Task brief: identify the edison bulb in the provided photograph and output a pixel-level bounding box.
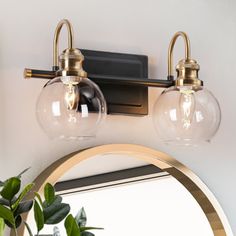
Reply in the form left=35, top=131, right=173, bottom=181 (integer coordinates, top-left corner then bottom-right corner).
left=36, top=76, right=107, bottom=140
left=179, top=88, right=196, bottom=129
left=153, top=86, right=221, bottom=145
left=64, top=83, right=79, bottom=110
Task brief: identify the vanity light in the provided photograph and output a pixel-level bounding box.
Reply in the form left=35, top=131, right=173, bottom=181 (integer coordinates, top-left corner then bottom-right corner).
left=25, top=19, right=107, bottom=140
left=153, top=32, right=221, bottom=145
left=24, top=19, right=221, bottom=145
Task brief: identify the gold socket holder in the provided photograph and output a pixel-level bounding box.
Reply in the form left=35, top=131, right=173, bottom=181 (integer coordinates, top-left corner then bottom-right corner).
left=56, top=48, right=87, bottom=78
left=168, top=31, right=203, bottom=87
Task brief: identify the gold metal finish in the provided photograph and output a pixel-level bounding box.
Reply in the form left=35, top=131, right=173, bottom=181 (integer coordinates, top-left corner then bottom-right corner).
left=56, top=48, right=87, bottom=78
left=15, top=144, right=233, bottom=236
left=53, top=19, right=87, bottom=78
left=168, top=31, right=191, bottom=76
left=24, top=68, right=56, bottom=79
left=168, top=31, right=203, bottom=87
left=24, top=68, right=32, bottom=79
left=175, top=59, right=203, bottom=87
left=24, top=19, right=87, bottom=80
left=53, top=19, right=73, bottom=68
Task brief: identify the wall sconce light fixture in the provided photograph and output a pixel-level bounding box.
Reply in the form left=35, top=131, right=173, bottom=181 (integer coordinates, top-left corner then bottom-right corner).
left=25, top=19, right=107, bottom=140
left=25, top=19, right=221, bottom=145
left=153, top=32, right=221, bottom=145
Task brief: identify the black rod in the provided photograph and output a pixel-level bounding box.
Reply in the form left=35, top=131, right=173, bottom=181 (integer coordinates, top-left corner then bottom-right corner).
left=89, top=74, right=174, bottom=88
left=25, top=69, right=174, bottom=88
left=24, top=69, right=56, bottom=79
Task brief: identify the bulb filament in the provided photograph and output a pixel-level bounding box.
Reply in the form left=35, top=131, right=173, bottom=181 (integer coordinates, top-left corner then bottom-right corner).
left=179, top=89, right=195, bottom=129
left=64, top=84, right=79, bottom=110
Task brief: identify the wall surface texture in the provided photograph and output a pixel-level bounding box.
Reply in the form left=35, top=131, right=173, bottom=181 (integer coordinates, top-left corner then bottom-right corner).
left=0, top=0, right=235, bottom=234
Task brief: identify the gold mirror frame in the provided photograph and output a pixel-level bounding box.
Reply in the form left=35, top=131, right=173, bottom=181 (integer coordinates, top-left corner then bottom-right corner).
left=17, top=144, right=233, bottom=236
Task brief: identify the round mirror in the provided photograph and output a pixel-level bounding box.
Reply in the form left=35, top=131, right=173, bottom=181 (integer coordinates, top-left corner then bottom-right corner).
left=19, top=144, right=233, bottom=236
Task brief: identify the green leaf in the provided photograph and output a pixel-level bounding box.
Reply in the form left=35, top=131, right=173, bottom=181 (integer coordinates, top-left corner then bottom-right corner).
left=12, top=183, right=34, bottom=211
left=43, top=195, right=62, bottom=208
left=17, top=167, right=31, bottom=178
left=75, top=207, right=87, bottom=227
left=0, top=177, right=21, bottom=201
left=0, top=197, right=17, bottom=207
left=24, top=221, right=33, bottom=236
left=44, top=202, right=70, bottom=224
left=80, top=227, right=104, bottom=232
left=14, top=200, right=33, bottom=216
left=4, top=219, right=13, bottom=228
left=15, top=215, right=22, bottom=228
left=0, top=198, right=10, bottom=207
left=34, top=192, right=43, bottom=207
left=65, top=214, right=80, bottom=236
left=44, top=183, right=55, bottom=206
left=81, top=232, right=95, bottom=236
left=0, top=218, right=5, bottom=236
left=0, top=181, right=4, bottom=187
left=34, top=200, right=44, bottom=233
left=0, top=205, right=15, bottom=227
left=5, top=214, right=22, bottom=229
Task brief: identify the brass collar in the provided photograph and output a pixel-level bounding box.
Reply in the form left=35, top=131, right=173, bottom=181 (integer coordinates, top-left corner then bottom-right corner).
left=168, top=31, right=203, bottom=87
left=175, top=59, right=203, bottom=87
left=56, top=48, right=87, bottom=78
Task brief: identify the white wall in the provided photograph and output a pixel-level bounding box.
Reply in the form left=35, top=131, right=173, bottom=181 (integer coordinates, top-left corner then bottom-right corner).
left=0, top=0, right=236, bottom=234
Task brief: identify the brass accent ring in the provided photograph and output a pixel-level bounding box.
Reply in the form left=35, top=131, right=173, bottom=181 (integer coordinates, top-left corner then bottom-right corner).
left=24, top=68, right=32, bottom=79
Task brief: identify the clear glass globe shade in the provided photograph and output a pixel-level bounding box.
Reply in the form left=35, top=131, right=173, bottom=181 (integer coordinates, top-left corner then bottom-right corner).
left=153, top=86, right=221, bottom=146
left=36, top=76, right=107, bottom=140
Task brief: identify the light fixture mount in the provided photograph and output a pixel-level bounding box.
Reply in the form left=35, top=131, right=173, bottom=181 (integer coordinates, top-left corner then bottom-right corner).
left=168, top=31, right=203, bottom=87
left=53, top=19, right=87, bottom=78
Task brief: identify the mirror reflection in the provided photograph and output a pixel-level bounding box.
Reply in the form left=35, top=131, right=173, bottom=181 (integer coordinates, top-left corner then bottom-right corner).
left=30, top=154, right=214, bottom=236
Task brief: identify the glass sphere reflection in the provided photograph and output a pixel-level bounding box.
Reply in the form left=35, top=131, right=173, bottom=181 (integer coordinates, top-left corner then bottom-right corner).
left=153, top=86, right=221, bottom=145
left=36, top=76, right=107, bottom=140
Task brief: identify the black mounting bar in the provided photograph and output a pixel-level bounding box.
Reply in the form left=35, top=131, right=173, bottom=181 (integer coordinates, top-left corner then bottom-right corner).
left=90, top=74, right=173, bottom=88
left=26, top=69, right=173, bottom=88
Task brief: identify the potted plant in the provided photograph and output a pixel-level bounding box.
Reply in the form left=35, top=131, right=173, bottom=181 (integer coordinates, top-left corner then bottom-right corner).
left=0, top=169, right=102, bottom=236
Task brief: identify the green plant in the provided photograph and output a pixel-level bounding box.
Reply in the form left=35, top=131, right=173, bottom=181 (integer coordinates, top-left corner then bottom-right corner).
left=64, top=207, right=103, bottom=236
left=0, top=170, right=103, bottom=236
left=0, top=168, right=34, bottom=235
left=25, top=183, right=70, bottom=236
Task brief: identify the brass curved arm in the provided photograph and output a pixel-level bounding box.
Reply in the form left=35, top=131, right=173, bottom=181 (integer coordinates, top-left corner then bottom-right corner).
left=168, top=31, right=191, bottom=79
left=53, top=19, right=74, bottom=69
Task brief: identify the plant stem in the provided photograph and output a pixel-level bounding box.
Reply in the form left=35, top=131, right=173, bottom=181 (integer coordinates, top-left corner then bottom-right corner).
left=13, top=227, right=18, bottom=236
left=9, top=200, right=18, bottom=236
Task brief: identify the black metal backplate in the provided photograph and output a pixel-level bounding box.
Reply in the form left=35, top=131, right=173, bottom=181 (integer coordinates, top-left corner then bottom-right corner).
left=80, top=49, right=148, bottom=115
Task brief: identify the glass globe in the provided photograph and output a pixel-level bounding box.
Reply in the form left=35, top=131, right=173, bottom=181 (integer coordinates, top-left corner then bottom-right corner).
left=153, top=86, right=221, bottom=145
left=36, top=76, right=107, bottom=140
